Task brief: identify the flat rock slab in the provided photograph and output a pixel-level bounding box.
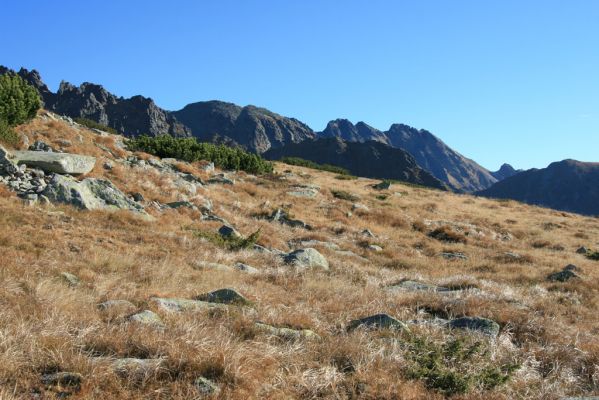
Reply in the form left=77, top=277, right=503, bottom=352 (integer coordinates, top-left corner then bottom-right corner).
left=347, top=313, right=408, bottom=331
left=387, top=280, right=450, bottom=292
left=151, top=297, right=227, bottom=312
left=13, top=150, right=95, bottom=175
left=255, top=322, right=320, bottom=340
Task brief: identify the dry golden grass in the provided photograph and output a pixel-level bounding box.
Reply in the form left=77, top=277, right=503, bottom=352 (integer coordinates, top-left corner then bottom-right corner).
left=0, top=114, right=598, bottom=398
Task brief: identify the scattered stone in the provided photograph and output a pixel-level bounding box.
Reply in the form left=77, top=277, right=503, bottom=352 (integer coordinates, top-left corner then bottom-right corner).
left=447, top=317, right=500, bottom=337
left=372, top=181, right=391, bottom=190
left=284, top=248, right=329, bottom=271
left=97, top=299, right=136, bottom=313
left=195, top=376, right=220, bottom=396
left=41, top=371, right=82, bottom=388
left=127, top=310, right=165, bottom=327
left=60, top=272, right=80, bottom=287
left=42, top=175, right=146, bottom=213
left=207, top=173, right=234, bottom=185
left=269, top=208, right=313, bottom=230
left=151, top=297, right=227, bottom=313
left=287, top=187, right=319, bottom=198
left=234, top=262, right=259, bottom=273
left=347, top=313, right=408, bottom=331
left=57, top=139, right=72, bottom=148
left=218, top=224, right=242, bottom=239
left=255, top=322, right=319, bottom=340
left=166, top=200, right=197, bottom=210
left=103, top=161, right=113, bottom=170
left=131, top=192, right=145, bottom=203
left=367, top=244, right=383, bottom=252
left=13, top=150, right=95, bottom=174
left=28, top=140, right=55, bottom=152
left=201, top=213, right=229, bottom=225
left=199, top=162, right=215, bottom=172
left=352, top=203, right=369, bottom=212
left=361, top=229, right=375, bottom=238
left=387, top=280, right=449, bottom=292
left=576, top=246, right=589, bottom=254
left=564, top=264, right=579, bottom=272
left=441, top=252, right=468, bottom=260
left=547, top=269, right=579, bottom=282
left=195, top=288, right=250, bottom=305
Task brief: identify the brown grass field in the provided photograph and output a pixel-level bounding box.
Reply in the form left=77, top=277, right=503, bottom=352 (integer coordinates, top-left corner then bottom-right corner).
left=0, top=113, right=598, bottom=399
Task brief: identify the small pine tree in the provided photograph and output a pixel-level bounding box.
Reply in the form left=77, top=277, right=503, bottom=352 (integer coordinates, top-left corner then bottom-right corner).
left=0, top=74, right=41, bottom=126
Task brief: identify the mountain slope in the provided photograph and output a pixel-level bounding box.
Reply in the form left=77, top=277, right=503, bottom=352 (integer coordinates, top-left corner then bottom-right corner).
left=172, top=101, right=316, bottom=154
left=263, top=137, right=447, bottom=190
left=478, top=159, right=599, bottom=216
left=316, top=119, right=497, bottom=192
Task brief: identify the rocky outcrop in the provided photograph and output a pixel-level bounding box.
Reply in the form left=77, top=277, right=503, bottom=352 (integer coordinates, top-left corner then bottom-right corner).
left=173, top=101, right=316, bottom=153
left=264, top=137, right=447, bottom=190
left=42, top=175, right=146, bottom=213
left=477, top=160, right=599, bottom=216
left=12, top=151, right=96, bottom=174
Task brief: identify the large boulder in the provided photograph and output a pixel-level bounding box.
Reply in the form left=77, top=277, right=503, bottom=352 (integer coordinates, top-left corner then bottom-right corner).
left=42, top=175, right=145, bottom=213
left=12, top=150, right=95, bottom=175
left=284, top=248, right=329, bottom=270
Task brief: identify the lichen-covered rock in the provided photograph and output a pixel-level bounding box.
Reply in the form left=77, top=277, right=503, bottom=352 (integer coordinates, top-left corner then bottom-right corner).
left=127, top=310, right=164, bottom=327
left=387, top=280, right=449, bottom=292
left=347, top=313, right=408, bottom=331
left=60, top=272, right=80, bottom=287
left=195, top=376, right=220, bottom=396
left=195, top=288, right=250, bottom=305
left=447, top=317, right=500, bottom=337
left=42, top=175, right=146, bottom=213
left=13, top=150, right=95, bottom=174
left=284, top=248, right=329, bottom=270
left=255, top=322, right=320, bottom=340
left=151, top=297, right=227, bottom=312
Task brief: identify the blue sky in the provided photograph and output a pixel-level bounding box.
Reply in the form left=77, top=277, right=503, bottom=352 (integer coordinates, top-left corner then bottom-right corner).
left=2, top=1, right=598, bottom=170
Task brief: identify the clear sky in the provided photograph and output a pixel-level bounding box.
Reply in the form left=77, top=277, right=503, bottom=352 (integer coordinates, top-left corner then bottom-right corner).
left=2, top=1, right=598, bottom=170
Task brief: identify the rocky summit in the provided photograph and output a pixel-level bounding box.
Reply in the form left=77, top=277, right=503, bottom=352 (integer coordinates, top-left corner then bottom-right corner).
left=0, top=106, right=598, bottom=400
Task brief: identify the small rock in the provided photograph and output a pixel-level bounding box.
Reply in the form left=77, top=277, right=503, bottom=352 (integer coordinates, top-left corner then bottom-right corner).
left=218, top=224, right=242, bottom=239
left=28, top=140, right=55, bottom=152
left=367, top=244, right=383, bottom=252
left=563, top=264, right=579, bottom=272
left=103, top=161, right=113, bottom=170
left=207, top=173, right=234, bottom=185
left=195, top=376, right=220, bottom=396
left=234, top=262, right=259, bottom=273
left=269, top=208, right=313, bottom=230
left=441, top=252, right=468, bottom=260
left=447, top=317, right=500, bottom=337
left=127, top=310, right=165, bottom=327
left=361, top=229, right=375, bottom=238
left=286, top=188, right=319, bottom=198
left=199, top=162, right=215, bottom=172
left=547, top=269, right=579, bottom=282
left=60, top=272, right=80, bottom=287
left=576, top=246, right=589, bottom=254
left=255, top=322, right=320, bottom=340
left=372, top=181, right=391, bottom=190
left=98, top=299, right=136, bottom=313
left=195, top=288, right=250, bottom=305
left=352, top=203, right=369, bottom=212
left=284, top=248, right=329, bottom=270
left=387, top=280, right=449, bottom=292
left=151, top=297, right=227, bottom=313
left=41, top=371, right=82, bottom=387
left=347, top=313, right=408, bottom=331
left=131, top=192, right=145, bottom=202
left=166, top=200, right=197, bottom=210
left=111, top=357, right=164, bottom=377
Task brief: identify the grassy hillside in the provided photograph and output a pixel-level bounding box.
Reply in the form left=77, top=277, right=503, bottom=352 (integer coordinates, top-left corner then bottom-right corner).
left=0, top=113, right=598, bottom=399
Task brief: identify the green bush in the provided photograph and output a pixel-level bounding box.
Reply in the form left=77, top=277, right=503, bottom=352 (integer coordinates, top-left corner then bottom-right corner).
left=74, top=118, right=118, bottom=135
left=404, top=335, right=518, bottom=396
left=279, top=157, right=351, bottom=175
left=0, top=120, right=19, bottom=147
left=0, top=74, right=41, bottom=126
left=127, top=135, right=273, bottom=175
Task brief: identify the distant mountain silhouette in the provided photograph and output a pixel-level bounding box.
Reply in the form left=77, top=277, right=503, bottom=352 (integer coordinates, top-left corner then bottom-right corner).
left=477, top=159, right=599, bottom=216
left=316, top=119, right=497, bottom=192
left=491, top=163, right=521, bottom=180
left=264, top=137, right=447, bottom=190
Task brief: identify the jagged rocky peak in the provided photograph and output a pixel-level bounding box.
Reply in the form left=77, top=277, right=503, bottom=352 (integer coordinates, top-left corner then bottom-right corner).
left=320, top=119, right=388, bottom=144
left=491, top=163, right=521, bottom=181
